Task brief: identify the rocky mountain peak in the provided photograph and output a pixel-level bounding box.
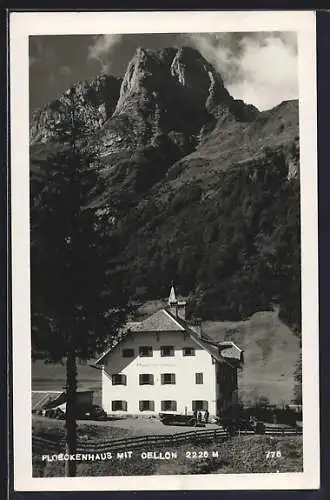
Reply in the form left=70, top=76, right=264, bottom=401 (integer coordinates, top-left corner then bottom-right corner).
left=114, top=46, right=227, bottom=116
left=30, top=45, right=259, bottom=156
left=30, top=74, right=122, bottom=144
left=170, top=46, right=222, bottom=91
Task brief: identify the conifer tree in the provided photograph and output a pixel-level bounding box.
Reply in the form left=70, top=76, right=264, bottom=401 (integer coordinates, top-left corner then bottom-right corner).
left=30, top=87, right=129, bottom=477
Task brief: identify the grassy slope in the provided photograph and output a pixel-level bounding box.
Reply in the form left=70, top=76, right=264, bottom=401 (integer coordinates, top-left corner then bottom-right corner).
left=136, top=303, right=300, bottom=405
left=203, top=311, right=300, bottom=405
left=165, top=100, right=298, bottom=188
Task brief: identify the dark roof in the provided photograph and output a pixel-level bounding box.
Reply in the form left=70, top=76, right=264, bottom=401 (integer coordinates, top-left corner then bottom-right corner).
left=95, top=309, right=184, bottom=364
left=165, top=310, right=243, bottom=368
left=95, top=307, right=243, bottom=368
left=129, top=309, right=185, bottom=333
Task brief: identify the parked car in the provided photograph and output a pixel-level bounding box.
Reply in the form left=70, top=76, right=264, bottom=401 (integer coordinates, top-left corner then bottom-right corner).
left=159, top=413, right=197, bottom=427
left=77, top=405, right=108, bottom=421
left=50, top=404, right=107, bottom=421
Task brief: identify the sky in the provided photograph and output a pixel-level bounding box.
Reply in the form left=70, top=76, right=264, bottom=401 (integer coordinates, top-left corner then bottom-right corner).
left=29, top=32, right=298, bottom=114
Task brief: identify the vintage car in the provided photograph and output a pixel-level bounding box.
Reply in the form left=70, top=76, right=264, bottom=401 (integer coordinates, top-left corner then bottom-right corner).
left=159, top=413, right=198, bottom=427
left=48, top=404, right=107, bottom=421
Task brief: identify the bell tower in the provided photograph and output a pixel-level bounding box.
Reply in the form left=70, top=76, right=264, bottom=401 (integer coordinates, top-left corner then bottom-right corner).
left=167, top=283, right=186, bottom=321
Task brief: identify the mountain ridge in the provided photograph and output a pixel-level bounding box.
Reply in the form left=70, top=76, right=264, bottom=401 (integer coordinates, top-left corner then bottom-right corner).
left=30, top=45, right=300, bottom=332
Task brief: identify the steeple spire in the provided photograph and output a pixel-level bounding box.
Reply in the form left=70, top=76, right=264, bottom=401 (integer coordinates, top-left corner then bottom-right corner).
left=168, top=283, right=177, bottom=305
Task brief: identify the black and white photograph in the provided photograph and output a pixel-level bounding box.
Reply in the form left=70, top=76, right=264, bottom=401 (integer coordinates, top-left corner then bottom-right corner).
left=10, top=10, right=319, bottom=491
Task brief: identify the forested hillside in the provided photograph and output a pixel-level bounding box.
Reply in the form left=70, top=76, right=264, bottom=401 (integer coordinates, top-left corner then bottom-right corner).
left=30, top=45, right=301, bottom=338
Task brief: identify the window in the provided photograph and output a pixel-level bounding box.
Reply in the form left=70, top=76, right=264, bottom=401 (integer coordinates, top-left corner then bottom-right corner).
left=139, top=400, right=155, bottom=411
left=139, top=346, right=153, bottom=357
left=160, top=345, right=174, bottom=357
left=122, top=348, right=134, bottom=358
left=183, top=347, right=195, bottom=356
left=195, top=372, right=203, bottom=384
left=192, top=400, right=208, bottom=411
left=112, top=374, right=127, bottom=385
left=112, top=400, right=127, bottom=411
left=139, top=374, right=154, bottom=385
left=216, top=372, right=221, bottom=384
left=161, top=373, right=176, bottom=385
left=161, top=400, right=177, bottom=411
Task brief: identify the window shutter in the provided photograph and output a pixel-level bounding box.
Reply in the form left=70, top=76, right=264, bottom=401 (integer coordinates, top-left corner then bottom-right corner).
left=112, top=400, right=127, bottom=411
left=161, top=374, right=164, bottom=384
left=150, top=400, right=155, bottom=411
left=112, top=374, right=126, bottom=385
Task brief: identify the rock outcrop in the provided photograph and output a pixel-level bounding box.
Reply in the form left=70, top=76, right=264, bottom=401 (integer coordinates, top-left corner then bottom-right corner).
left=30, top=74, right=122, bottom=144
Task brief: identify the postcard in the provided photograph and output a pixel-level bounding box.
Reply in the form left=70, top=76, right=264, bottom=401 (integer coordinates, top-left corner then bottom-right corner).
left=10, top=9, right=319, bottom=491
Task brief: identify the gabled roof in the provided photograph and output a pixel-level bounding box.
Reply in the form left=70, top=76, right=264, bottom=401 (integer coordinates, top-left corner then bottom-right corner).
left=95, top=307, right=243, bottom=369
left=218, top=341, right=243, bottom=362
left=95, top=308, right=184, bottom=365
left=190, top=335, right=224, bottom=363
left=129, top=309, right=185, bottom=333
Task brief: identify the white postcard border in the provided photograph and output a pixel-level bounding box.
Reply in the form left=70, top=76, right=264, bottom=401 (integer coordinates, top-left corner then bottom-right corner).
left=10, top=10, right=319, bottom=491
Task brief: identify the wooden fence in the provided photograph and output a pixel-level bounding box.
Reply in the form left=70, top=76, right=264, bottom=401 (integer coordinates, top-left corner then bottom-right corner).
left=32, top=425, right=302, bottom=455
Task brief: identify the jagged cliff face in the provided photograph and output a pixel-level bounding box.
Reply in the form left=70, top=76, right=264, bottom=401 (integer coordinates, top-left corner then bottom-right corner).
left=30, top=47, right=259, bottom=156
left=30, top=43, right=299, bottom=218
left=30, top=45, right=299, bottom=196
left=99, top=46, right=259, bottom=157
left=30, top=74, right=122, bottom=144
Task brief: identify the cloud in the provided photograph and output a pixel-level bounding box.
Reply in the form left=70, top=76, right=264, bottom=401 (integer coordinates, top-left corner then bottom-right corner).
left=30, top=37, right=58, bottom=73
left=87, top=34, right=123, bottom=73
left=183, top=32, right=298, bottom=110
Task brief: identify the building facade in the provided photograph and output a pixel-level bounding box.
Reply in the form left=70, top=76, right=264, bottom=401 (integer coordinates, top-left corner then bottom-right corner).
left=96, top=286, right=243, bottom=417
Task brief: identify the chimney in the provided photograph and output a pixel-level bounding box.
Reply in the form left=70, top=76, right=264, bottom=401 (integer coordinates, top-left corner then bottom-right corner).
left=190, top=317, right=202, bottom=338
left=177, top=300, right=186, bottom=321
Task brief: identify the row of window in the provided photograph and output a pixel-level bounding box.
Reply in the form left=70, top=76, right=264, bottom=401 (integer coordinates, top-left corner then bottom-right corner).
left=112, top=372, right=204, bottom=385
left=122, top=346, right=196, bottom=358
left=111, top=400, right=209, bottom=411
